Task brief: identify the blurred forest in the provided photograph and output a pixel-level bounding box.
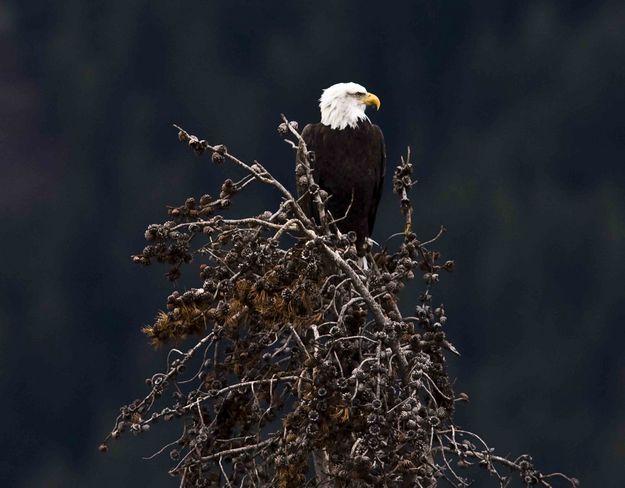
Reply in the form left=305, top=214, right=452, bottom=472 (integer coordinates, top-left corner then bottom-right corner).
left=1, top=1, right=624, bottom=486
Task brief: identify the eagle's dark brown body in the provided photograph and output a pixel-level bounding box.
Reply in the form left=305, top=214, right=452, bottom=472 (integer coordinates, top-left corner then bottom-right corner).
left=297, top=121, right=386, bottom=255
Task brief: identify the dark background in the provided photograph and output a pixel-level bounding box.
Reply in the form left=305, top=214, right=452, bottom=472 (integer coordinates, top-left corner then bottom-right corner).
left=2, top=1, right=623, bottom=486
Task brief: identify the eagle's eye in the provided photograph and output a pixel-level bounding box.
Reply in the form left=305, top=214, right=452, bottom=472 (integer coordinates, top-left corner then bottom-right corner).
left=352, top=91, right=366, bottom=97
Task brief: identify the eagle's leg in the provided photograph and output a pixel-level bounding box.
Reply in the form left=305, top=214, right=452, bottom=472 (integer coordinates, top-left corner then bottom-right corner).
left=366, top=237, right=380, bottom=252
left=358, top=255, right=369, bottom=272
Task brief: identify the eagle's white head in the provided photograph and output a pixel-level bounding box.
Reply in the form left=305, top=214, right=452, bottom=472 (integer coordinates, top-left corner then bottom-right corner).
left=319, top=82, right=381, bottom=130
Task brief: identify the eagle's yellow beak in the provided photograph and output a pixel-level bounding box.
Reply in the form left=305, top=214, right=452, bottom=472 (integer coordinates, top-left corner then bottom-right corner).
left=361, top=92, right=381, bottom=110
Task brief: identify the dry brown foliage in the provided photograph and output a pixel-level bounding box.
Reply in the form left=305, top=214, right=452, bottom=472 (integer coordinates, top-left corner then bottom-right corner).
left=103, top=117, right=578, bottom=488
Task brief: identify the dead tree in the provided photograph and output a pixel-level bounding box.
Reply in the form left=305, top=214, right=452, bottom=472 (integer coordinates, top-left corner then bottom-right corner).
left=102, top=116, right=578, bottom=488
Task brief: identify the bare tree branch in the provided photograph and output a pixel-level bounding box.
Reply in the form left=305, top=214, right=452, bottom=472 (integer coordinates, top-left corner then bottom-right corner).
left=103, top=118, right=577, bottom=488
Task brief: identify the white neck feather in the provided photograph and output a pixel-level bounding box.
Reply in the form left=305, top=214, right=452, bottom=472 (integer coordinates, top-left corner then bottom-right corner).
left=320, top=98, right=370, bottom=130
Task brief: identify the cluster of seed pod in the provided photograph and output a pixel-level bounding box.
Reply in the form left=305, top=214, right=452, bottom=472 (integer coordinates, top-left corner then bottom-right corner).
left=103, top=125, right=577, bottom=488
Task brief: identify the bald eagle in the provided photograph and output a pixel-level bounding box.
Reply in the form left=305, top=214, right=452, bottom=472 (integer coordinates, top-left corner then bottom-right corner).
left=297, top=82, right=386, bottom=258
